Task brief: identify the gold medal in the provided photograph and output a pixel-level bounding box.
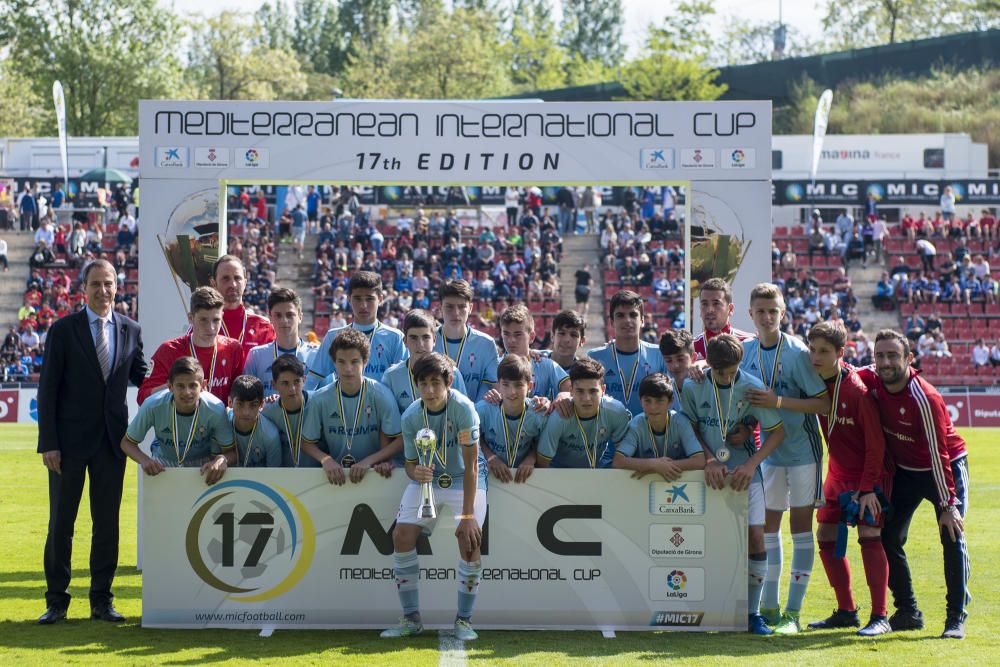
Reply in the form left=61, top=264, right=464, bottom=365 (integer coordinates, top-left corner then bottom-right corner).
left=437, top=473, right=453, bottom=489
left=611, top=343, right=640, bottom=405
left=171, top=397, right=201, bottom=466
left=711, top=370, right=736, bottom=463
left=502, top=402, right=527, bottom=468
left=336, top=378, right=367, bottom=464
left=341, top=454, right=356, bottom=467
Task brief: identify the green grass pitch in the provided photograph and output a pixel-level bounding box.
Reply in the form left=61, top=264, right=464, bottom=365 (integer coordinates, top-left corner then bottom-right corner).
left=2, top=423, right=997, bottom=665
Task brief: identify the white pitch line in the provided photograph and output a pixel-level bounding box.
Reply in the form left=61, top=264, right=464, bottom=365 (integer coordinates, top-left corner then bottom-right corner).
left=438, top=631, right=468, bottom=667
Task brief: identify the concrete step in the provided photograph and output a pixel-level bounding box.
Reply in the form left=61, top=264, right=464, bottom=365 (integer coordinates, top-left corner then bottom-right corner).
left=557, top=233, right=606, bottom=345
left=846, top=259, right=899, bottom=337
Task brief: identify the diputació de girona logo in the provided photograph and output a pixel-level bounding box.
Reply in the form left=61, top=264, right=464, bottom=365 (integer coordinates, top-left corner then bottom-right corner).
left=185, top=480, right=315, bottom=602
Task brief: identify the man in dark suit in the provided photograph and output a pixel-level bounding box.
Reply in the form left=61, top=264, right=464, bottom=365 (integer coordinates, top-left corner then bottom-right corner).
left=37, top=259, right=147, bottom=624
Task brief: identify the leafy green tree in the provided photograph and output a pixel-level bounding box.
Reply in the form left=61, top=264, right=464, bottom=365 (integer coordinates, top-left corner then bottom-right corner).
left=648, top=0, right=716, bottom=60
left=821, top=0, right=1000, bottom=48
left=0, top=60, right=49, bottom=136
left=619, top=27, right=727, bottom=101
left=1, top=0, right=184, bottom=135
left=292, top=0, right=340, bottom=74
left=717, top=18, right=820, bottom=65
left=255, top=1, right=294, bottom=50
left=509, top=0, right=569, bottom=90
left=559, top=0, right=625, bottom=67
left=187, top=11, right=308, bottom=100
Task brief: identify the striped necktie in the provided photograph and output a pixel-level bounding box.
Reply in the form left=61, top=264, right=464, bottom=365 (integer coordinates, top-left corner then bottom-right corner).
left=95, top=317, right=111, bottom=380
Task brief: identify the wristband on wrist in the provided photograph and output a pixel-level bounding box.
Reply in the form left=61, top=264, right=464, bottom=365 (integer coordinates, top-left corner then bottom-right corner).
left=320, top=455, right=332, bottom=464
left=775, top=396, right=783, bottom=409
left=487, top=455, right=497, bottom=463
left=456, top=514, right=475, bottom=520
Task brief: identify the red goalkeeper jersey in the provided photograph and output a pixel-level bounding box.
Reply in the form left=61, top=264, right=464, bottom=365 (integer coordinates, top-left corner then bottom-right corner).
left=221, top=305, right=274, bottom=360
left=820, top=363, right=891, bottom=491
left=857, top=366, right=967, bottom=507
left=138, top=334, right=244, bottom=406
left=692, top=323, right=753, bottom=361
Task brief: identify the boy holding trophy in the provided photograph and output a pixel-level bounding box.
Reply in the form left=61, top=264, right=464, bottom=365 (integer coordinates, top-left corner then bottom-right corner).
left=383, top=353, right=485, bottom=641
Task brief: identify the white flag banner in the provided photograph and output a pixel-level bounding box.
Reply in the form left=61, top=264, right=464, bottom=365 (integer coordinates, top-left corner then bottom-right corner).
left=810, top=89, right=834, bottom=182
left=52, top=81, right=69, bottom=189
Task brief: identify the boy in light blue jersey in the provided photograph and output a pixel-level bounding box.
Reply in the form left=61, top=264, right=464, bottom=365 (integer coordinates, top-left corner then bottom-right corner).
left=613, top=373, right=705, bottom=479
left=301, top=329, right=402, bottom=485
left=659, top=328, right=697, bottom=414
left=497, top=304, right=570, bottom=401
left=681, top=334, right=786, bottom=635
left=260, top=354, right=316, bottom=467
left=433, top=279, right=498, bottom=401
left=740, top=283, right=830, bottom=633
left=228, top=375, right=282, bottom=467
left=120, top=357, right=235, bottom=485
left=382, top=353, right=485, bottom=641
left=536, top=358, right=631, bottom=469
left=477, top=355, right=547, bottom=483
left=307, top=271, right=406, bottom=387
left=587, top=290, right=669, bottom=416
left=542, top=309, right=588, bottom=372
left=242, top=288, right=317, bottom=397
left=383, top=309, right=468, bottom=414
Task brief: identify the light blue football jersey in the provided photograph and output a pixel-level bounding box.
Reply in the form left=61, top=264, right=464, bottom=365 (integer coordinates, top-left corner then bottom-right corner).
left=260, top=391, right=317, bottom=467
left=680, top=369, right=783, bottom=481
left=537, top=395, right=631, bottom=469
left=126, top=389, right=233, bottom=467
left=402, top=388, right=484, bottom=490
left=476, top=398, right=547, bottom=468
left=228, top=410, right=282, bottom=467
left=434, top=325, right=499, bottom=402
left=587, top=340, right=669, bottom=415
left=500, top=354, right=569, bottom=401
left=741, top=333, right=827, bottom=467
left=301, top=378, right=402, bottom=464
left=383, top=358, right=470, bottom=413
left=242, top=339, right=317, bottom=397
left=616, top=410, right=703, bottom=461
left=307, top=321, right=407, bottom=388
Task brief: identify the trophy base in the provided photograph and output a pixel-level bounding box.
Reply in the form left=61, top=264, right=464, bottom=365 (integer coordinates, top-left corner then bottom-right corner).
left=417, top=504, right=437, bottom=520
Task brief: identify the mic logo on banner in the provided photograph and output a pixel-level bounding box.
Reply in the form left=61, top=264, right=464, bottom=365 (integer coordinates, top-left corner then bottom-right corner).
left=649, top=567, right=706, bottom=601
left=648, top=481, right=706, bottom=515
left=185, top=480, right=315, bottom=602
left=640, top=149, right=675, bottom=169
left=651, top=610, right=705, bottom=627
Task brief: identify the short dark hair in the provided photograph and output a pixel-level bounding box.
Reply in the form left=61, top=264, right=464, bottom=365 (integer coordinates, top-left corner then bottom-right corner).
left=168, top=356, right=203, bottom=383
left=230, top=375, right=264, bottom=403
left=659, top=329, right=694, bottom=357
left=638, top=372, right=674, bottom=402
left=411, top=352, right=454, bottom=385
left=706, top=333, right=744, bottom=369
left=190, top=286, right=224, bottom=313
left=440, top=279, right=474, bottom=302
left=497, top=354, right=532, bottom=384
left=211, top=254, right=244, bottom=280
left=499, top=303, right=533, bottom=330
left=568, top=357, right=605, bottom=384
left=551, top=309, right=585, bottom=337
left=347, top=271, right=382, bottom=294
left=402, top=309, right=437, bottom=333
left=329, top=328, right=370, bottom=363
left=271, top=354, right=306, bottom=381
left=700, top=277, right=733, bottom=304
left=875, top=328, right=911, bottom=357
left=267, top=287, right=301, bottom=312
left=609, top=290, right=644, bottom=318
left=82, top=259, right=116, bottom=284
left=808, top=321, right=847, bottom=350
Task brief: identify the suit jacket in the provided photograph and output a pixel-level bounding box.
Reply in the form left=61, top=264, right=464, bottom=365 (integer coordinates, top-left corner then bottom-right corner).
left=37, top=309, right=148, bottom=459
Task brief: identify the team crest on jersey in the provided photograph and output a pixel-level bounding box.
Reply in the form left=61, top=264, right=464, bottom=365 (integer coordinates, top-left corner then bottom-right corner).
left=376, top=343, right=384, bottom=355
left=598, top=426, right=607, bottom=438
left=736, top=400, right=745, bottom=411
left=469, top=353, right=476, bottom=365
left=900, top=407, right=906, bottom=415
left=777, top=363, right=783, bottom=375
left=221, top=359, right=227, bottom=366
left=249, top=329, right=256, bottom=336
left=365, top=405, right=373, bottom=417
left=198, top=426, right=208, bottom=438
left=144, top=360, right=154, bottom=378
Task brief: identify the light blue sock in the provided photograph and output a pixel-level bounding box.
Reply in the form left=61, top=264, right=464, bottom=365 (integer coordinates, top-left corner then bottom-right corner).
left=749, top=555, right=767, bottom=615
left=762, top=531, right=782, bottom=610
left=393, top=549, right=420, bottom=617
left=785, top=531, right=815, bottom=613
left=457, top=559, right=482, bottom=621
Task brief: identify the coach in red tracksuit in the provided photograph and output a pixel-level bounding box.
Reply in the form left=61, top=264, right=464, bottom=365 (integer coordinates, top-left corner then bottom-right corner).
left=858, top=330, right=970, bottom=640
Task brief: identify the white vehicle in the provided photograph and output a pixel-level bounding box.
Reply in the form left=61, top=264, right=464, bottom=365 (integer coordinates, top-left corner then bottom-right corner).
left=0, top=136, right=139, bottom=179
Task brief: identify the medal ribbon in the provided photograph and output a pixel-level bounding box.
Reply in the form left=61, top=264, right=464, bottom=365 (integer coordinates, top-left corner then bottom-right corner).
left=220, top=307, right=248, bottom=344
left=273, top=339, right=302, bottom=360
left=421, top=400, right=449, bottom=468
left=756, top=333, right=784, bottom=391
left=337, top=379, right=368, bottom=454
left=355, top=320, right=381, bottom=341
left=236, top=417, right=258, bottom=466
left=646, top=414, right=670, bottom=458
left=574, top=402, right=602, bottom=469
left=825, top=367, right=844, bottom=440
left=502, top=402, right=527, bottom=468
left=443, top=325, right=469, bottom=367
left=170, top=397, right=201, bottom=465
left=281, top=402, right=303, bottom=466
left=711, top=371, right=736, bottom=446
left=189, top=336, right=218, bottom=392
left=611, top=343, right=640, bottom=404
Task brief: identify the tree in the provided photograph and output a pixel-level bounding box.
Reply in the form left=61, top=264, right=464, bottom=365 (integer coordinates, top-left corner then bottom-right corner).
left=648, top=0, right=716, bottom=61
left=1, top=0, right=184, bottom=136
left=0, top=61, right=49, bottom=137
left=255, top=1, right=294, bottom=51
left=187, top=11, right=308, bottom=100
left=509, top=0, right=569, bottom=90
left=559, top=0, right=625, bottom=68
left=291, top=0, right=341, bottom=75
left=717, top=18, right=820, bottom=65
left=619, top=27, right=727, bottom=101
left=821, top=0, right=1000, bottom=49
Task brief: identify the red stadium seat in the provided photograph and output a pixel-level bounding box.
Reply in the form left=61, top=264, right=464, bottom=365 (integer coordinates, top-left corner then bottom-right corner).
left=774, top=226, right=788, bottom=237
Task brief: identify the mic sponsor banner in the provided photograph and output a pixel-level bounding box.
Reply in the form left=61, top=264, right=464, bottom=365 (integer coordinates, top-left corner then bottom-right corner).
left=776, top=179, right=1000, bottom=207
left=141, top=469, right=748, bottom=631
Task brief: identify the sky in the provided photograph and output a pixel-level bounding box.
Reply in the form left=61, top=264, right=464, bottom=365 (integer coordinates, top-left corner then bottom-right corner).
left=163, top=0, right=826, bottom=56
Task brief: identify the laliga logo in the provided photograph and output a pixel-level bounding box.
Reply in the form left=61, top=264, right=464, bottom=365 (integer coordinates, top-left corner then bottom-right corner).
left=244, top=149, right=260, bottom=165
left=730, top=149, right=745, bottom=164
left=785, top=184, right=804, bottom=203
left=186, top=480, right=315, bottom=602
left=667, top=569, right=687, bottom=591
left=867, top=184, right=885, bottom=202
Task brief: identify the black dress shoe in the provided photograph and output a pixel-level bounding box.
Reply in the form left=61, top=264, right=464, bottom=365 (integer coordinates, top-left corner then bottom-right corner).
left=808, top=608, right=860, bottom=629
left=888, top=608, right=924, bottom=631
left=38, top=606, right=67, bottom=625
left=91, top=604, right=125, bottom=622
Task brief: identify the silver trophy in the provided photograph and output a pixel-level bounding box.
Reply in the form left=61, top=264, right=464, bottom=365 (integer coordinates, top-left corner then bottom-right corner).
left=414, top=427, right=438, bottom=520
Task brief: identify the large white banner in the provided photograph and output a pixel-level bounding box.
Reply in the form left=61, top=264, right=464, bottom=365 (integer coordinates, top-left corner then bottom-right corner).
left=138, top=99, right=772, bottom=347
left=142, top=469, right=747, bottom=631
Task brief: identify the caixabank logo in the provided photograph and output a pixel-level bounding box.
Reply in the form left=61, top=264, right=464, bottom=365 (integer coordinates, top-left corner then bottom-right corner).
left=186, top=480, right=315, bottom=602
